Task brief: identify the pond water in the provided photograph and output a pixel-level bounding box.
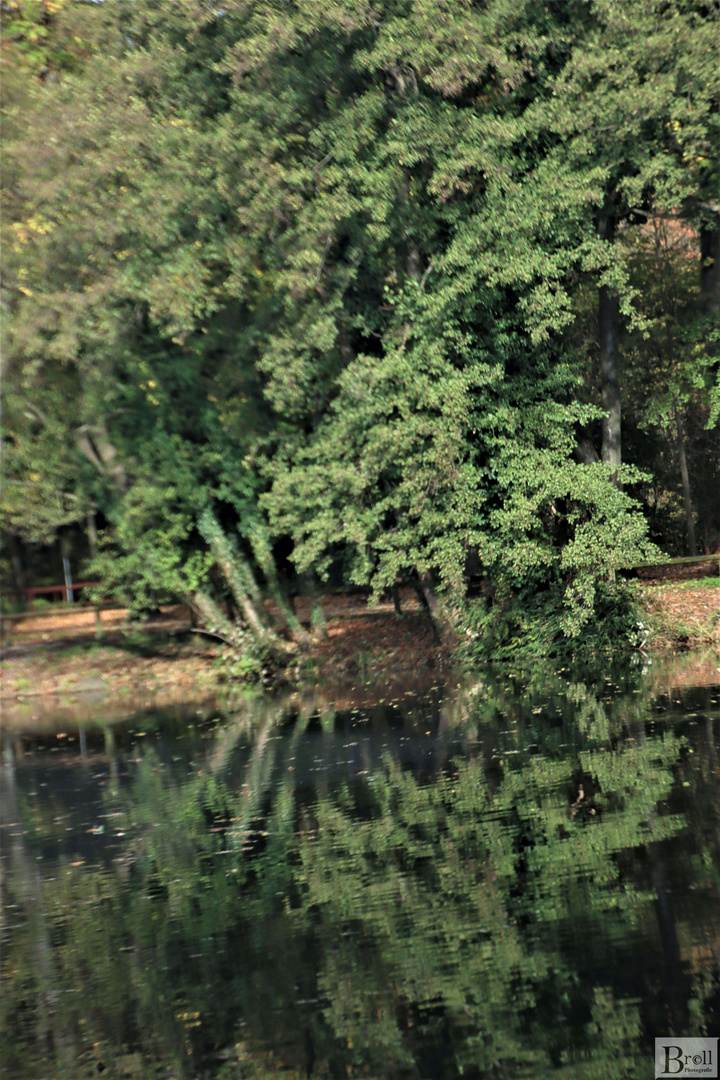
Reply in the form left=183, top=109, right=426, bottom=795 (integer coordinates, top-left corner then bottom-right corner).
left=1, top=658, right=719, bottom=1079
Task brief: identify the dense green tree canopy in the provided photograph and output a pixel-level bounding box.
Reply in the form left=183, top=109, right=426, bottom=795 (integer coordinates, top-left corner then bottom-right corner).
left=2, top=0, right=718, bottom=655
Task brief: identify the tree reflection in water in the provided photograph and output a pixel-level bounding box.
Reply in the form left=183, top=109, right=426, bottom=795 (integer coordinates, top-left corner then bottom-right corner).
left=1, top=662, right=719, bottom=1078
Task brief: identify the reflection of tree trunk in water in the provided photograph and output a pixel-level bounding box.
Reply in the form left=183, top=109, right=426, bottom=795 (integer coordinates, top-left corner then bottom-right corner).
left=433, top=700, right=457, bottom=777
left=232, top=711, right=284, bottom=842
left=207, top=708, right=260, bottom=774
left=703, top=690, right=719, bottom=765
left=104, top=726, right=119, bottom=796
left=1, top=744, right=75, bottom=1070
left=646, top=823, right=688, bottom=1032
left=438, top=699, right=453, bottom=739
left=318, top=708, right=336, bottom=801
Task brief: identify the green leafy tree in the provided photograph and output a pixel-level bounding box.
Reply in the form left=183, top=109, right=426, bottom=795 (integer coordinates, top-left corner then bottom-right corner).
left=3, top=0, right=717, bottom=656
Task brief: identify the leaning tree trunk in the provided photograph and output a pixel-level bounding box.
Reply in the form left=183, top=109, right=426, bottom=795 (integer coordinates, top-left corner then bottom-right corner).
left=77, top=421, right=127, bottom=492
left=247, top=524, right=313, bottom=647
left=189, top=590, right=244, bottom=648
left=198, top=509, right=294, bottom=655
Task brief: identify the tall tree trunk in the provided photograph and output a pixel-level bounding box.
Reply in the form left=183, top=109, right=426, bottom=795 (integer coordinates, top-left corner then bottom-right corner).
left=415, top=570, right=441, bottom=643
left=652, top=215, right=697, bottom=555
left=300, top=571, right=328, bottom=641
left=86, top=510, right=98, bottom=560
left=700, top=217, right=720, bottom=313
left=597, top=214, right=622, bottom=486
left=6, top=532, right=27, bottom=596
left=573, top=427, right=600, bottom=466
left=404, top=230, right=455, bottom=644
left=391, top=584, right=403, bottom=615
left=674, top=397, right=697, bottom=556
left=1, top=744, right=76, bottom=1071
left=599, top=284, right=621, bottom=485
left=415, top=568, right=455, bottom=645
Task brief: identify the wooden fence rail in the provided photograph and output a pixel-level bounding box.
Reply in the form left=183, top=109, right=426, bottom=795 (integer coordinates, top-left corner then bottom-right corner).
left=2, top=554, right=717, bottom=644
left=2, top=582, right=102, bottom=604
left=0, top=601, right=193, bottom=647
left=619, top=553, right=719, bottom=579
left=623, top=553, right=719, bottom=569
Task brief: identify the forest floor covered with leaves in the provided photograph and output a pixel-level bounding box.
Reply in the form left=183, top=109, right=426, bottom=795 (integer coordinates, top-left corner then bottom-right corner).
left=0, top=592, right=446, bottom=722
left=639, top=576, right=720, bottom=649
left=1, top=580, right=717, bottom=721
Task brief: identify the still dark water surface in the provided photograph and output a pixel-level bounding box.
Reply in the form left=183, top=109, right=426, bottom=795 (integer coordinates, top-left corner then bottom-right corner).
left=1, top=660, right=719, bottom=1079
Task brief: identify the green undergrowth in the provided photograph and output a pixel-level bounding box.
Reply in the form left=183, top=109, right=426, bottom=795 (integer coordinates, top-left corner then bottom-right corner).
left=213, top=641, right=273, bottom=686
left=461, top=579, right=644, bottom=664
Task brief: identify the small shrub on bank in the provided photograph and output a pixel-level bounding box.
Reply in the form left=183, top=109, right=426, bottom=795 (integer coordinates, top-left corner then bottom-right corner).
left=214, top=638, right=273, bottom=685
